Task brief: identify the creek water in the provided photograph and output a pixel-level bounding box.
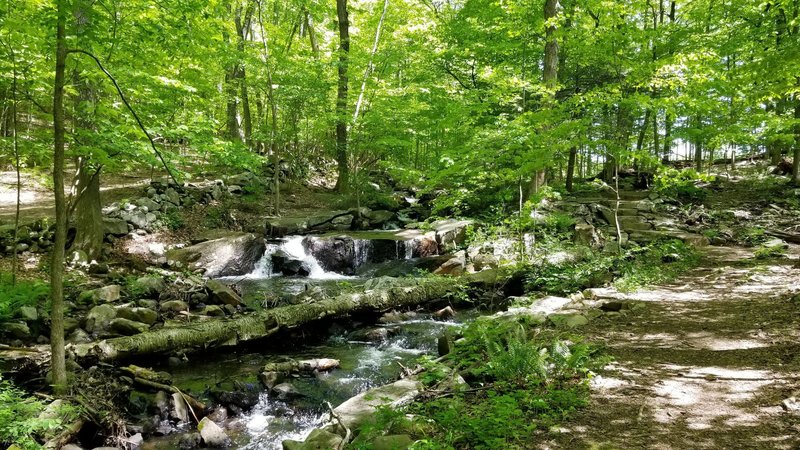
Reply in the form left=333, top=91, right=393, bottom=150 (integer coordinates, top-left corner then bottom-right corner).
left=143, top=234, right=470, bottom=449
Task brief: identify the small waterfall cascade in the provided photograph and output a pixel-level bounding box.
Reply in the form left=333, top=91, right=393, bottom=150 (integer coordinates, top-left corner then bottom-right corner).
left=247, top=236, right=345, bottom=279
left=354, top=239, right=372, bottom=268
left=395, top=239, right=414, bottom=260
left=246, top=235, right=419, bottom=279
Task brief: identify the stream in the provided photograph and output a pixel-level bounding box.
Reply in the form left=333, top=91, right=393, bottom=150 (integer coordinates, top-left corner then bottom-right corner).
left=142, top=233, right=476, bottom=449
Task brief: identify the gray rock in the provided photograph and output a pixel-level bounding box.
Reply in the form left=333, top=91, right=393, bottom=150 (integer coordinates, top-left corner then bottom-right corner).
left=431, top=219, right=474, bottom=250
left=62, top=445, right=85, bottom=450
left=85, top=304, right=117, bottom=333
left=116, top=306, right=158, bottom=325
left=18, top=306, right=38, bottom=322
left=333, top=378, right=422, bottom=430
left=365, top=209, right=395, bottom=227
left=171, top=392, right=189, bottom=423
left=166, top=233, right=266, bottom=277
left=103, top=217, right=129, bottom=236
left=131, top=276, right=167, bottom=299
left=164, top=188, right=181, bottom=206
left=206, top=280, right=242, bottom=306
left=272, top=383, right=302, bottom=400
left=198, top=417, right=230, bottom=447
left=64, top=316, right=80, bottom=333
left=109, top=318, right=150, bottom=335
left=161, top=300, right=189, bottom=313
left=66, top=328, right=91, bottom=344
left=574, top=222, right=601, bottom=248
left=202, top=305, right=225, bottom=317
left=5, top=322, right=31, bottom=339
left=137, top=197, right=161, bottom=212
left=82, top=285, right=121, bottom=303
left=177, top=433, right=202, bottom=450
left=282, top=429, right=343, bottom=450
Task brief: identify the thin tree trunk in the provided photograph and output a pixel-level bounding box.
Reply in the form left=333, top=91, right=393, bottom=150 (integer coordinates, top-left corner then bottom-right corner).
left=304, top=7, right=319, bottom=57
left=51, top=0, right=68, bottom=395
left=334, top=0, right=350, bottom=192
left=256, top=0, right=281, bottom=215
left=793, top=99, right=800, bottom=185
left=662, top=112, right=673, bottom=163
left=9, top=49, right=20, bottom=284
left=353, top=0, right=389, bottom=124
left=565, top=146, right=577, bottom=191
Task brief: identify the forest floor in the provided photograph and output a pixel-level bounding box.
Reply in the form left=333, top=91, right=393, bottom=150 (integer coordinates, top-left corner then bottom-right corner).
left=545, top=245, right=800, bottom=449
left=0, top=169, right=150, bottom=223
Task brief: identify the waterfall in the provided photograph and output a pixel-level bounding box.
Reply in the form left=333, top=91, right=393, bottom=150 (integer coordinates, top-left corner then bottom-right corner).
left=245, top=236, right=348, bottom=280
left=354, top=239, right=372, bottom=268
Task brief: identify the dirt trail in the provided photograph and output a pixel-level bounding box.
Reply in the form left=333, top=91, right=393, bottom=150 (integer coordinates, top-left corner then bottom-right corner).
left=0, top=170, right=152, bottom=223
left=546, top=246, right=800, bottom=449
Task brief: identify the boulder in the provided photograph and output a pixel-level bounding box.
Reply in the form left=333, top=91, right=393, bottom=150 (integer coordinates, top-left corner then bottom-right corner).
left=333, top=378, right=422, bottom=430
left=166, top=233, right=266, bottom=277
left=81, top=285, right=121, bottom=303
left=109, top=318, right=150, bottom=335
left=85, top=304, right=117, bottom=333
left=116, top=306, right=158, bottom=325
left=272, top=250, right=310, bottom=276
left=177, top=433, right=202, bottom=450
left=206, top=280, right=242, bottom=306
left=365, top=209, right=395, bottom=227
left=303, top=236, right=355, bottom=274
left=131, top=276, right=167, bottom=299
left=431, top=219, right=474, bottom=250
left=433, top=252, right=466, bottom=276
left=202, top=305, right=225, bottom=317
left=161, top=300, right=189, bottom=313
left=413, top=236, right=439, bottom=257
left=4, top=322, right=31, bottom=339
left=17, top=306, right=38, bottom=322
left=197, top=417, right=230, bottom=447
left=272, top=383, right=302, bottom=400
left=282, top=429, right=343, bottom=450
left=574, top=222, right=601, bottom=248
left=103, top=218, right=129, bottom=236
left=137, top=197, right=161, bottom=212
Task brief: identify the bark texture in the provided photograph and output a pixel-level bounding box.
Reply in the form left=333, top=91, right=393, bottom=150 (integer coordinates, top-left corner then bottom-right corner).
left=75, top=278, right=460, bottom=361
left=334, top=0, right=350, bottom=192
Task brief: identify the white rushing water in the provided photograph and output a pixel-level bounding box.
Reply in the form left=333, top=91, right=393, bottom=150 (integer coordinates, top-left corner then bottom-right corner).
left=243, top=235, right=416, bottom=280
left=244, top=236, right=350, bottom=280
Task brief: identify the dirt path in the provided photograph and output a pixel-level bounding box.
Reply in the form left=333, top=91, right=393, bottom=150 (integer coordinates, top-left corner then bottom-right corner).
left=545, top=246, right=800, bottom=449
left=0, top=170, right=155, bottom=223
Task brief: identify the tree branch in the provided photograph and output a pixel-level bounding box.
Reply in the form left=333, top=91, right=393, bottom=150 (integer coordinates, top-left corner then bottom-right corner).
left=67, top=49, right=180, bottom=185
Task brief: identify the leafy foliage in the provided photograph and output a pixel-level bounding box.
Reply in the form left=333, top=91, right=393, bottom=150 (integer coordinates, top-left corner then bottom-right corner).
left=0, top=377, right=62, bottom=450
left=0, top=279, right=49, bottom=322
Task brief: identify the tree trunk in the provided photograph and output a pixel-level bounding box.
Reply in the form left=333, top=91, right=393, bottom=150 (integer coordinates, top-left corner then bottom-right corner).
left=51, top=0, right=68, bottom=395
left=75, top=278, right=461, bottom=361
left=793, top=99, right=800, bottom=185
left=256, top=0, right=280, bottom=215
left=565, top=146, right=577, bottom=191
left=334, top=0, right=350, bottom=192
left=304, top=7, right=319, bottom=57
left=662, top=112, right=673, bottom=163
left=225, top=69, right=241, bottom=142
left=70, top=161, right=104, bottom=261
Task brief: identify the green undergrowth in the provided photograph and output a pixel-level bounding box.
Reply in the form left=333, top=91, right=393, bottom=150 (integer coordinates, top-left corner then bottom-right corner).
left=0, top=278, right=49, bottom=322
left=0, top=377, right=68, bottom=450
left=353, top=320, right=609, bottom=449
left=523, top=239, right=699, bottom=295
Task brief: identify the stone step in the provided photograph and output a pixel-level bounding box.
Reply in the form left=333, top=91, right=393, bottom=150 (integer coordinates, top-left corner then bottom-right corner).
left=620, top=221, right=654, bottom=232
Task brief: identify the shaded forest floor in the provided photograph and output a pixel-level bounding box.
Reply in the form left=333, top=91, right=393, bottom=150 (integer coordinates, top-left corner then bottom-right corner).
left=544, top=245, right=800, bottom=449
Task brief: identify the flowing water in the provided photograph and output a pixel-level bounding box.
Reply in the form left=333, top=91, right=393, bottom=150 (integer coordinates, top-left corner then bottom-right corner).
left=145, top=233, right=461, bottom=449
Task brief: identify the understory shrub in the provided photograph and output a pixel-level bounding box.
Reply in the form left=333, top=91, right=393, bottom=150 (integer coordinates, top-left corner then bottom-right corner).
left=654, top=167, right=714, bottom=203
left=355, top=321, right=608, bottom=449
left=0, top=278, right=49, bottom=322
left=0, top=377, right=62, bottom=450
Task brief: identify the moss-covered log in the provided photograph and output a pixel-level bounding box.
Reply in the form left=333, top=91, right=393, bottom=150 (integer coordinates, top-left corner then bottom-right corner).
left=74, top=277, right=461, bottom=361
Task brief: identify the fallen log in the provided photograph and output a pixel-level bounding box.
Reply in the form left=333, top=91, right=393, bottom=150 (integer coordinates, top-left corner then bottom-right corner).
left=765, top=229, right=800, bottom=245
left=73, top=277, right=461, bottom=362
